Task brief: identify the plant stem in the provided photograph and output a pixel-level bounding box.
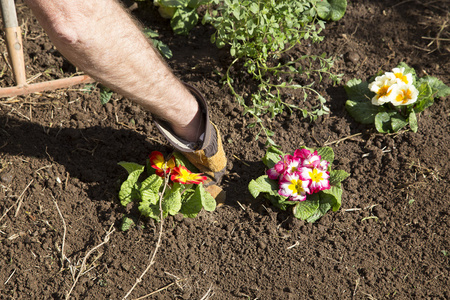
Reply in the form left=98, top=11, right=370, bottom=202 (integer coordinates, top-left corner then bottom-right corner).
left=122, top=174, right=170, bottom=300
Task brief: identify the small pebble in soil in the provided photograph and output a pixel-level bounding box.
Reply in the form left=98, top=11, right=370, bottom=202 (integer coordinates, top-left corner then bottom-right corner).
left=344, top=51, right=360, bottom=64
left=0, top=171, right=14, bottom=183
left=257, top=239, right=267, bottom=250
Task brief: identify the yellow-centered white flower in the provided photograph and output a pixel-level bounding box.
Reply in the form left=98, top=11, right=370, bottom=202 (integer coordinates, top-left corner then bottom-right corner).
left=388, top=67, right=414, bottom=85
left=390, top=82, right=419, bottom=106
left=368, top=74, right=397, bottom=106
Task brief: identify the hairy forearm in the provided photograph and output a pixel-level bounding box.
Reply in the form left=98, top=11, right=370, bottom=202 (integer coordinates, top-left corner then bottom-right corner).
left=24, top=0, right=199, bottom=130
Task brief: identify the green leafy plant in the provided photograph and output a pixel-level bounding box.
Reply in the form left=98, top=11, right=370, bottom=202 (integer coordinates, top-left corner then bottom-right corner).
left=316, top=0, right=347, bottom=21
left=118, top=151, right=216, bottom=226
left=249, top=146, right=349, bottom=222
left=153, top=0, right=212, bottom=35
left=143, top=28, right=173, bottom=59
left=203, top=0, right=345, bottom=145
left=99, top=86, right=113, bottom=105
left=345, top=62, right=450, bottom=133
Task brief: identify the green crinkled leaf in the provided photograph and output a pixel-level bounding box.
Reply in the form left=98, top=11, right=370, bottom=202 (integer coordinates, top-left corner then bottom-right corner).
left=344, top=78, right=372, bottom=102
left=118, top=169, right=145, bottom=206
left=306, top=202, right=331, bottom=223
left=198, top=183, right=217, bottom=212
left=138, top=200, right=160, bottom=221
left=162, top=184, right=182, bottom=216
left=345, top=78, right=382, bottom=124
left=316, top=1, right=330, bottom=20
left=119, top=216, right=135, bottom=231
left=118, top=162, right=145, bottom=175
left=345, top=99, right=380, bottom=125
left=320, top=186, right=342, bottom=211
left=140, top=174, right=163, bottom=205
left=409, top=111, right=418, bottom=133
left=374, top=111, right=397, bottom=133
left=293, top=195, right=319, bottom=220
left=316, top=147, right=334, bottom=164
left=141, top=174, right=163, bottom=190
left=317, top=0, right=347, bottom=21
left=390, top=112, right=408, bottom=132
left=328, top=0, right=347, bottom=21
left=248, top=175, right=279, bottom=198
left=100, top=86, right=113, bottom=105
left=414, top=82, right=434, bottom=113
left=329, top=170, right=349, bottom=187
left=419, top=76, right=450, bottom=98
left=265, top=194, right=290, bottom=210
left=171, top=7, right=198, bottom=35
left=262, top=146, right=284, bottom=169
left=140, top=189, right=159, bottom=206
left=179, top=191, right=203, bottom=218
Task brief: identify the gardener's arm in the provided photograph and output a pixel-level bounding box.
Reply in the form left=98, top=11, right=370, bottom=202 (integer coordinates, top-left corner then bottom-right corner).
left=24, top=0, right=204, bottom=142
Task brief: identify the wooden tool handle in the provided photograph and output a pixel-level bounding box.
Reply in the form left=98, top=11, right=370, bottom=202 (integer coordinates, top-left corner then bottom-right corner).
left=1, top=0, right=27, bottom=86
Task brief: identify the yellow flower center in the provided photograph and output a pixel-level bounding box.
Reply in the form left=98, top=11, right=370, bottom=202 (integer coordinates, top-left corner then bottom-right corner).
left=176, top=167, right=191, bottom=181
left=309, top=169, right=324, bottom=183
left=394, top=72, right=408, bottom=84
left=377, top=84, right=391, bottom=98
left=288, top=179, right=305, bottom=195
left=394, top=88, right=413, bottom=104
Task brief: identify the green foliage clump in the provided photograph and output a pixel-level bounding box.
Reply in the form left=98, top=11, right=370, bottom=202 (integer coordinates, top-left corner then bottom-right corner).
left=203, top=0, right=346, bottom=145
left=117, top=154, right=216, bottom=228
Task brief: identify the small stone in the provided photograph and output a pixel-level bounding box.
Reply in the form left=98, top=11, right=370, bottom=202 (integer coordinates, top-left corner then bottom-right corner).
left=258, top=240, right=267, bottom=250
left=345, top=51, right=360, bottom=64
left=105, top=102, right=114, bottom=114
left=0, top=171, right=14, bottom=183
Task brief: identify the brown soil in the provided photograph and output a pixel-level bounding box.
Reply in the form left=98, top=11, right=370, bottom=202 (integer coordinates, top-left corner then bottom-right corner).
left=1, top=0, right=449, bottom=299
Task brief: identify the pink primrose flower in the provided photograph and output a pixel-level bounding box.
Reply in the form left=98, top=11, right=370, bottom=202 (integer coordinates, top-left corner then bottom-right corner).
left=318, top=159, right=329, bottom=171
left=278, top=172, right=310, bottom=201
left=300, top=167, right=330, bottom=193
left=295, top=149, right=322, bottom=169
left=286, top=157, right=302, bottom=174
left=267, top=154, right=293, bottom=180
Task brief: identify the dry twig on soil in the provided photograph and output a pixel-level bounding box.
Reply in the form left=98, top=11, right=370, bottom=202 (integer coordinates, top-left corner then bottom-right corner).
left=14, top=179, right=34, bottom=217
left=52, top=195, right=72, bottom=272
left=66, top=224, right=115, bottom=300
left=0, top=179, right=34, bottom=222
left=132, top=278, right=188, bottom=300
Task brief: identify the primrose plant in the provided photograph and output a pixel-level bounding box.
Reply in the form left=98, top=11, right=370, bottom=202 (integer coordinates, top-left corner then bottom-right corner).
left=118, top=151, right=216, bottom=229
left=345, top=62, right=450, bottom=133
left=249, top=146, right=349, bottom=222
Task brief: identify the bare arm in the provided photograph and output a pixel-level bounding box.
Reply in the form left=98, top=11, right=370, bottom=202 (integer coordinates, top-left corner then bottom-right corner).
left=24, top=0, right=204, bottom=142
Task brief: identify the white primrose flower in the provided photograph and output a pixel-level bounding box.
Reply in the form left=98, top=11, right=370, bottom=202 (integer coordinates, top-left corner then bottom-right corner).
left=388, top=67, right=414, bottom=85
left=389, top=82, right=419, bottom=106
left=368, top=74, right=397, bottom=106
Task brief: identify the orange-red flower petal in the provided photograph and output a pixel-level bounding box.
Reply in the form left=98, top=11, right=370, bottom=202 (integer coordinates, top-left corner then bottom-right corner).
left=171, top=166, right=207, bottom=185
